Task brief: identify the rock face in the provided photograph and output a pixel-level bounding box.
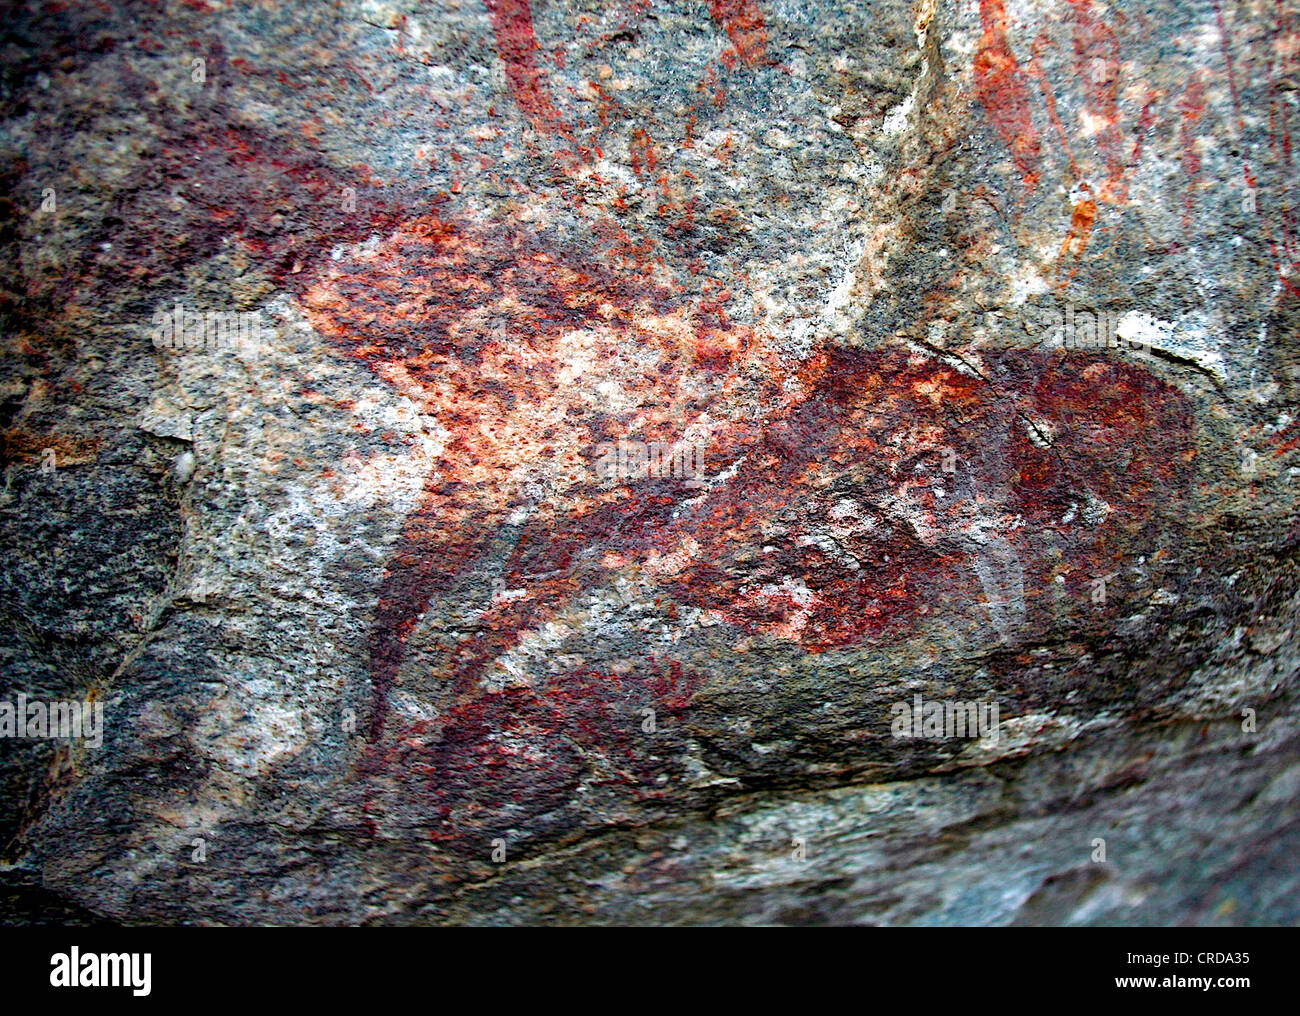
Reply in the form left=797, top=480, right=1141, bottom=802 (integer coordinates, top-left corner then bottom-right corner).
left=0, top=0, right=1297, bottom=926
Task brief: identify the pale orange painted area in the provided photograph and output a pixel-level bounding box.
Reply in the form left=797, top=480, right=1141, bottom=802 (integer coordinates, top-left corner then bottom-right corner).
left=299, top=213, right=789, bottom=530
left=1057, top=192, right=1098, bottom=283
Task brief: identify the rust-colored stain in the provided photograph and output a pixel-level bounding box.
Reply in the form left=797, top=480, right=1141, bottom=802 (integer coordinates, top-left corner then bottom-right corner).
left=299, top=207, right=770, bottom=744
left=1057, top=183, right=1098, bottom=283
left=484, top=0, right=569, bottom=137
left=975, top=0, right=1298, bottom=288
left=0, top=429, right=100, bottom=469
left=1067, top=0, right=1124, bottom=196
left=268, top=0, right=1211, bottom=846
left=709, top=0, right=770, bottom=67
left=975, top=0, right=1042, bottom=194
left=69, top=0, right=1235, bottom=849
left=300, top=193, right=1195, bottom=844
left=1178, top=72, right=1208, bottom=230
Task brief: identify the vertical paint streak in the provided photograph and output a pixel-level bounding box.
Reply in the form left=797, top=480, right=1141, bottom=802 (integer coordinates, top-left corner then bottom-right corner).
left=1271, top=0, right=1298, bottom=276
left=1216, top=0, right=1299, bottom=293
left=1178, top=73, right=1206, bottom=230
left=1029, top=33, right=1079, bottom=180
left=975, top=0, right=1042, bottom=192
left=484, top=0, right=569, bottom=136
left=1067, top=0, right=1125, bottom=198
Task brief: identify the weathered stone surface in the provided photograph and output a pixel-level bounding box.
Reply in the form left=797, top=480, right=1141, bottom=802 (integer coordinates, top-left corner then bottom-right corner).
left=0, top=0, right=1297, bottom=924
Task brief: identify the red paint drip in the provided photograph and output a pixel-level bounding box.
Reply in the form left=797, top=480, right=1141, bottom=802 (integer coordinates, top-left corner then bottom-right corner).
left=1067, top=0, right=1125, bottom=196
left=484, top=0, right=569, bottom=136
left=1178, top=73, right=1207, bottom=229
left=975, top=0, right=1042, bottom=192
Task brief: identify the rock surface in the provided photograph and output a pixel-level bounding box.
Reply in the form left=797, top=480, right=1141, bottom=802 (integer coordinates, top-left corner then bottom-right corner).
left=1, top=0, right=1298, bottom=925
